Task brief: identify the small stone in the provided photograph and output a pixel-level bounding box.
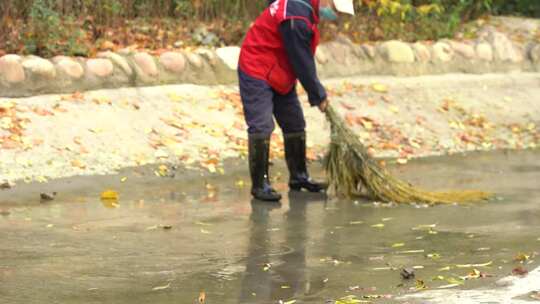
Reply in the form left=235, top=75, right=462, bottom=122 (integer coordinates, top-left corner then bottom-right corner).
left=87, top=58, right=114, bottom=77
left=0, top=54, right=25, bottom=83
left=433, top=42, right=454, bottom=62
left=512, top=266, right=529, bottom=276
left=40, top=192, right=57, bottom=202
left=98, top=51, right=132, bottom=76
left=133, top=52, right=158, bottom=76
left=22, top=57, right=56, bottom=78
left=400, top=268, right=415, bottom=280
left=0, top=181, right=13, bottom=189
left=186, top=53, right=203, bottom=69
left=361, top=44, right=376, bottom=59
left=476, top=43, right=493, bottom=61
left=412, top=43, right=431, bottom=62
left=216, top=47, right=240, bottom=70
left=379, top=40, right=415, bottom=63
left=57, top=58, right=84, bottom=79
left=450, top=41, right=475, bottom=59
left=159, top=52, right=186, bottom=73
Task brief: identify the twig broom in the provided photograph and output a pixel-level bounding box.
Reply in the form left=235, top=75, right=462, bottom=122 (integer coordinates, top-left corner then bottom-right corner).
left=324, top=105, right=492, bottom=204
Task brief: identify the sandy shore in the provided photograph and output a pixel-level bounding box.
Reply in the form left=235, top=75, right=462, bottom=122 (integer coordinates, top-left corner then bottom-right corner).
left=1, top=73, right=539, bottom=185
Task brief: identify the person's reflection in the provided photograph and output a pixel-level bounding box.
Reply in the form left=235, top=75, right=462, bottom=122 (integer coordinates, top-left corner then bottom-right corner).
left=272, top=191, right=310, bottom=300
left=239, top=200, right=281, bottom=303
left=240, top=193, right=324, bottom=303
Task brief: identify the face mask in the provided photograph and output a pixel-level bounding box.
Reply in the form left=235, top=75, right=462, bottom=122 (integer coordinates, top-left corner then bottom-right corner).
left=320, top=6, right=338, bottom=21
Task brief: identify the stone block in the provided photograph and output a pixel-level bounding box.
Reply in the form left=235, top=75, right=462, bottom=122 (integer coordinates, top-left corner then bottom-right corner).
left=133, top=52, right=158, bottom=76
left=530, top=44, right=540, bottom=62
left=476, top=43, right=493, bottom=61
left=450, top=41, right=475, bottom=59
left=486, top=31, right=521, bottom=62
left=361, top=44, right=376, bottom=59
left=216, top=47, right=240, bottom=70
left=98, top=51, right=133, bottom=76
left=379, top=40, right=415, bottom=63
left=87, top=59, right=114, bottom=77
left=187, top=53, right=203, bottom=69
left=0, top=54, right=25, bottom=84
left=433, top=42, right=454, bottom=62
left=412, top=43, right=431, bottom=62
left=57, top=58, right=84, bottom=79
left=159, top=52, right=186, bottom=73
left=22, top=57, right=56, bottom=78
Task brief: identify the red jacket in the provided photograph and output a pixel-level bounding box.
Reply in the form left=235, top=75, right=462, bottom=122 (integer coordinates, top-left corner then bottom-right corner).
left=239, top=0, right=320, bottom=95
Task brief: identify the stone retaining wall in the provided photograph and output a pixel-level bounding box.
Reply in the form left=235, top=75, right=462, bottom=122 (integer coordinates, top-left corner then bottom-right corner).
left=1, top=28, right=540, bottom=98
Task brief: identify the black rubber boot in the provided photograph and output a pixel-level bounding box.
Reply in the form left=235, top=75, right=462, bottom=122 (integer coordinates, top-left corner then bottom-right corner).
left=249, top=134, right=282, bottom=202
left=284, top=132, right=325, bottom=193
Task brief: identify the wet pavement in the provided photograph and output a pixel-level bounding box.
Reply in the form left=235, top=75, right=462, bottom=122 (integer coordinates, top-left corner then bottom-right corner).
left=0, top=149, right=539, bottom=304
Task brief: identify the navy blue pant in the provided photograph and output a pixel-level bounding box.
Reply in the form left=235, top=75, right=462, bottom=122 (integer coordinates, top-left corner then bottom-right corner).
left=239, top=69, right=306, bottom=136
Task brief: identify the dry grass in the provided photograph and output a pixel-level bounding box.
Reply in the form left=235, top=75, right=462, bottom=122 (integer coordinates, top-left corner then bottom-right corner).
left=324, top=105, right=492, bottom=205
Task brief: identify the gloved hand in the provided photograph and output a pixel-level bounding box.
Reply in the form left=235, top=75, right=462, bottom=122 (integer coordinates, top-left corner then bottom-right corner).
left=318, top=99, right=329, bottom=113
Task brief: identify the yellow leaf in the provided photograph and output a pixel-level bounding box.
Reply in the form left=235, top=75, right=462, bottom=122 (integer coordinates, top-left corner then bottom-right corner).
left=392, top=243, right=405, bottom=248
left=371, top=83, right=388, bottom=93
left=397, top=158, right=408, bottom=165
left=152, top=283, right=171, bottom=291
left=235, top=179, right=245, bottom=188
left=371, top=223, right=385, bottom=228
left=101, top=190, right=119, bottom=201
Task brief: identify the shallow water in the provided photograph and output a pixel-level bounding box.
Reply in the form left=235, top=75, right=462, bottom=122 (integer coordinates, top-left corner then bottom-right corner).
left=0, top=150, right=539, bottom=304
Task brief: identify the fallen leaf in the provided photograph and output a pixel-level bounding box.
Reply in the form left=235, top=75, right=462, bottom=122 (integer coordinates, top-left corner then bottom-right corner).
left=530, top=291, right=540, bottom=300
left=396, top=158, right=408, bottom=165
left=152, top=283, right=171, bottom=291
left=424, top=253, right=440, bottom=260
left=415, top=279, right=427, bottom=290
left=512, top=266, right=528, bottom=276
left=101, top=190, right=119, bottom=201
left=514, top=253, right=530, bottom=263
left=199, top=291, right=206, bottom=304
left=335, top=295, right=364, bottom=304
left=455, top=261, right=492, bottom=268
left=372, top=83, right=388, bottom=93
left=71, top=159, right=86, bottom=169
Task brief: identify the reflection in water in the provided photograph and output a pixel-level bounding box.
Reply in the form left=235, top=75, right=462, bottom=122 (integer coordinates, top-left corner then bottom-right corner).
left=239, top=193, right=325, bottom=303
left=239, top=199, right=281, bottom=302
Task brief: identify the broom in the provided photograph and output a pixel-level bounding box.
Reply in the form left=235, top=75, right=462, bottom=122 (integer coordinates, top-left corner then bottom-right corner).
left=324, top=105, right=492, bottom=204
